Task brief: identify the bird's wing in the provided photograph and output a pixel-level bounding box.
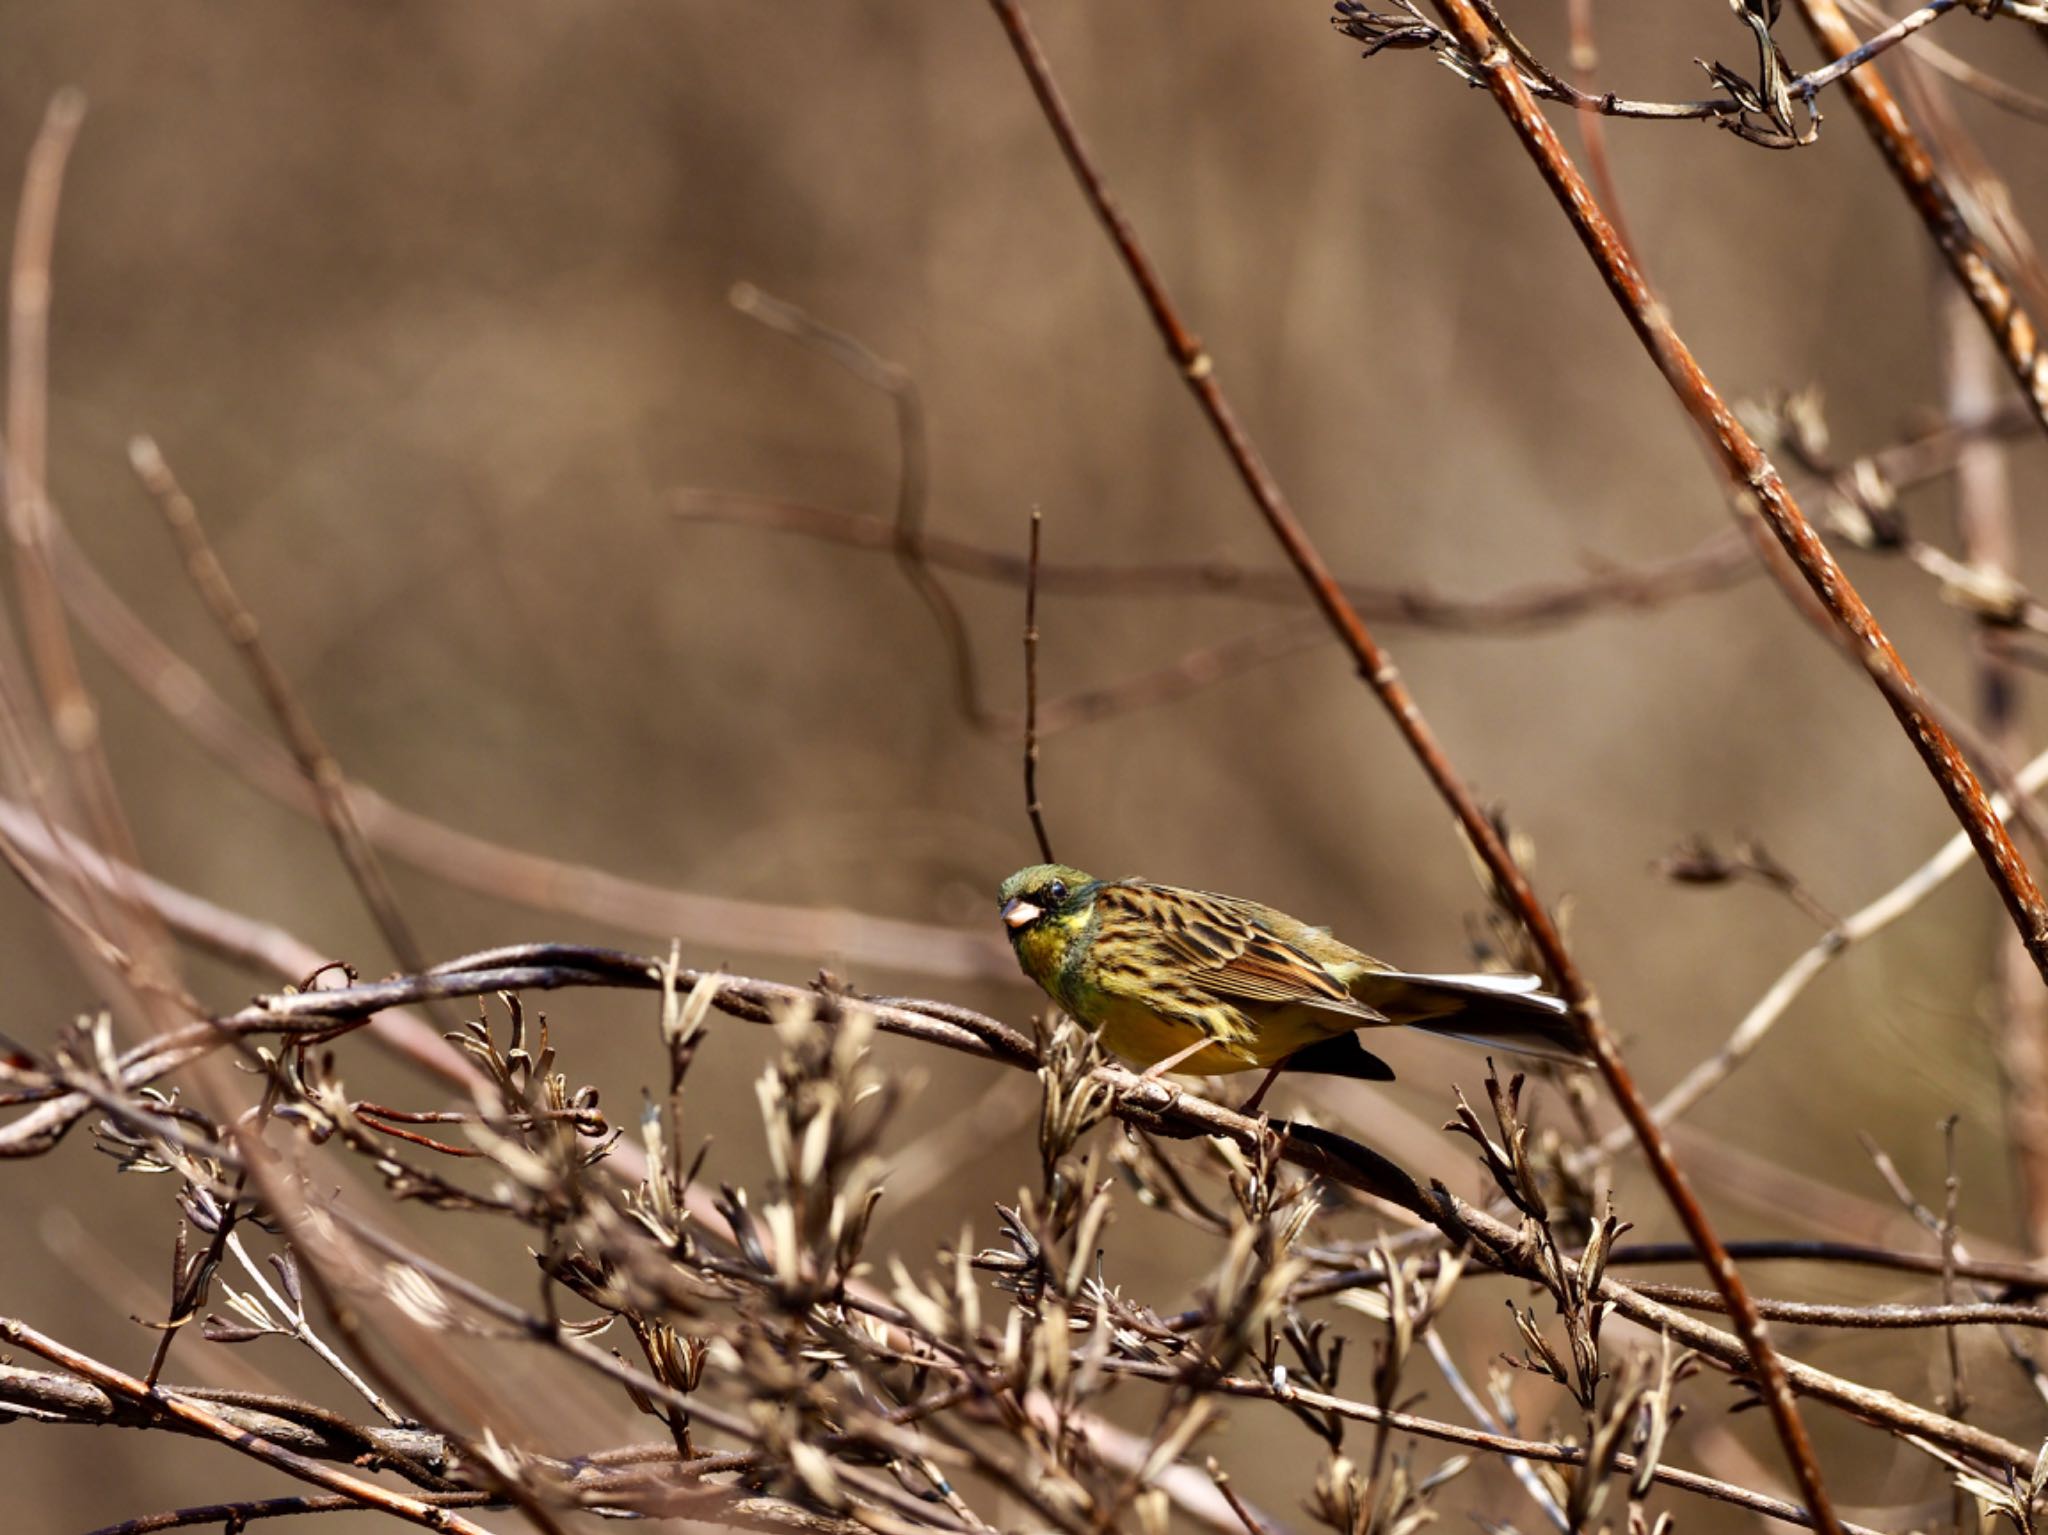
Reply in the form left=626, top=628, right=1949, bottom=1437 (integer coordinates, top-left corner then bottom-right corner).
left=1100, top=883, right=1384, bottom=1021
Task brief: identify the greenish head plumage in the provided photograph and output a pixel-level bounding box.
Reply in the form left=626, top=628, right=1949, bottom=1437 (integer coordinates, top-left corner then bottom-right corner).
left=997, top=863, right=1100, bottom=996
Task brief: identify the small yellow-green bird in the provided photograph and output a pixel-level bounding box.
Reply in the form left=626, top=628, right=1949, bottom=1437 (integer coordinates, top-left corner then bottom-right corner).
left=998, top=863, right=1586, bottom=1107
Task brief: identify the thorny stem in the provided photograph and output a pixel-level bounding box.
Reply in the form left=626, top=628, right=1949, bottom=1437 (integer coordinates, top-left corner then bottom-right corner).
left=983, top=3, right=1844, bottom=1531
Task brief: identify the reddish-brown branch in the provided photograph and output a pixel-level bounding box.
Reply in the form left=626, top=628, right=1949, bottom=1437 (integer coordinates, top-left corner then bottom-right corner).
left=1792, top=0, right=2048, bottom=434
left=673, top=490, right=1760, bottom=625
left=983, top=5, right=1849, bottom=1531
left=1412, top=4, right=2048, bottom=969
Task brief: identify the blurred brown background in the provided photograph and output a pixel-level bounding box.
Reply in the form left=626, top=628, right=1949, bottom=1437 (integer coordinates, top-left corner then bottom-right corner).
left=3, top=2, right=2046, bottom=1529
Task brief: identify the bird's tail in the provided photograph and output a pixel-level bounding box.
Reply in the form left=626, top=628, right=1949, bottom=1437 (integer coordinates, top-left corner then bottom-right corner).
left=1361, top=970, right=1589, bottom=1063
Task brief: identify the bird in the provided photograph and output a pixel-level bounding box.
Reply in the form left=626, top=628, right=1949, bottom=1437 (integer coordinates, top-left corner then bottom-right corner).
left=996, top=862, right=1587, bottom=1110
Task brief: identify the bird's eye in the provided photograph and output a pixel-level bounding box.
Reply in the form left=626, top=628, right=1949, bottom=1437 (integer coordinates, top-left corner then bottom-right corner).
left=1046, top=880, right=1068, bottom=906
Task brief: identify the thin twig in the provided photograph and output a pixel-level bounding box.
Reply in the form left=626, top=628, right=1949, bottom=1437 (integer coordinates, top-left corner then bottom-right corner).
left=1023, top=507, right=1054, bottom=862
left=1600, top=739, right=2048, bottom=1154
left=2, top=91, right=173, bottom=1004
left=674, top=490, right=1760, bottom=625
left=127, top=438, right=437, bottom=987
left=1842, top=0, right=2048, bottom=123
left=730, top=283, right=990, bottom=726
left=77, top=1493, right=498, bottom=1535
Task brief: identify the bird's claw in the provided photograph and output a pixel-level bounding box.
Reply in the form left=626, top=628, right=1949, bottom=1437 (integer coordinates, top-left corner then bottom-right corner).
left=1116, top=1075, right=1184, bottom=1124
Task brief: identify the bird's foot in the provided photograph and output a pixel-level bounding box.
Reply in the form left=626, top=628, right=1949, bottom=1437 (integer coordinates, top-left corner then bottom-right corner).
left=1117, top=1074, right=1183, bottom=1120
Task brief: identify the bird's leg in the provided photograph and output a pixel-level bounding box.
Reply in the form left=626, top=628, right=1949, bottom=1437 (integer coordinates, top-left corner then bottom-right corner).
left=1118, top=1037, right=1215, bottom=1118
left=1238, top=1062, right=1287, bottom=1118
left=1133, top=1037, right=1214, bottom=1083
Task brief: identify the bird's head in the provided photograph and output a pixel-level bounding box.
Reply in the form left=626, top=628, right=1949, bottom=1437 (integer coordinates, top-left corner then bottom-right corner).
left=996, top=863, right=1098, bottom=986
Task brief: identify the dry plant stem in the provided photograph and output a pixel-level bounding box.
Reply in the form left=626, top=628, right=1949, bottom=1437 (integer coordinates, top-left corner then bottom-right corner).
left=1562, top=0, right=1639, bottom=267
left=1408, top=0, right=1967, bottom=133
left=1283, top=1256, right=2048, bottom=1327
left=1840, top=0, right=2048, bottom=123
left=1793, top=0, right=2048, bottom=432
left=1421, top=1329, right=1567, bottom=1532
left=1619, top=1285, right=2048, bottom=1331
left=1107, top=1362, right=1890, bottom=1535
left=163, top=946, right=2039, bottom=1474
left=1605, top=739, right=2048, bottom=1155
left=985, top=2, right=1837, bottom=1528
left=0, top=1363, right=453, bottom=1480
left=127, top=438, right=435, bottom=984
left=222, top=1227, right=398, bottom=1422
left=81, top=1494, right=498, bottom=1535
left=0, top=1318, right=495, bottom=1535
left=1423, top=0, right=2048, bottom=983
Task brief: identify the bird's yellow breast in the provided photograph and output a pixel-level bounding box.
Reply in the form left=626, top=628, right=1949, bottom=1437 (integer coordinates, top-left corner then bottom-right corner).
left=1086, top=993, right=1350, bottom=1075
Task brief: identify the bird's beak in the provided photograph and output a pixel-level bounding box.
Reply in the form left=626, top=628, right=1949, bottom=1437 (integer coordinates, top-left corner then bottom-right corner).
left=1001, top=898, right=1042, bottom=930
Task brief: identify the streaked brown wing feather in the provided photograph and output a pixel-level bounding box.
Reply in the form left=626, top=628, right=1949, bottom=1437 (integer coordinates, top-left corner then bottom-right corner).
left=1102, top=883, right=1378, bottom=1017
